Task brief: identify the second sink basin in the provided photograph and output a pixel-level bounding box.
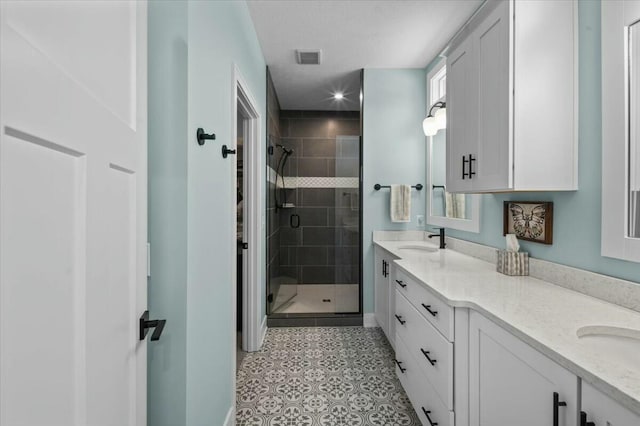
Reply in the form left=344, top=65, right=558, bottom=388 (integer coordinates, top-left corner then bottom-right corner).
left=576, top=325, right=640, bottom=369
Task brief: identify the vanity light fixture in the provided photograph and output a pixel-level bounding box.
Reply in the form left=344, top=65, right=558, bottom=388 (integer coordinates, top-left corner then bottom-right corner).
left=334, top=92, right=344, bottom=100
left=423, top=101, right=446, bottom=136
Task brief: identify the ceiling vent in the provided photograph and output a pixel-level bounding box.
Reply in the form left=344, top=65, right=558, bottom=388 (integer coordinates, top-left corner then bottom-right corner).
left=295, top=49, right=322, bottom=65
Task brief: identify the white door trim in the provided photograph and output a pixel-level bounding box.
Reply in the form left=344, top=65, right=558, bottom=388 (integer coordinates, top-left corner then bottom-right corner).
left=232, top=64, right=263, bottom=354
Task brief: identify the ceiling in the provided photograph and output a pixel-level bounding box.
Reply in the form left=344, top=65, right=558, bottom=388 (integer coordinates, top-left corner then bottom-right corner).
left=247, top=0, right=483, bottom=111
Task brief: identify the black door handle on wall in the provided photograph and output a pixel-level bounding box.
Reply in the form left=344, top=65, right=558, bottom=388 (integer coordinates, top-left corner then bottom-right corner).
left=290, top=214, right=300, bottom=229
left=553, top=392, right=567, bottom=426
left=140, top=310, right=166, bottom=342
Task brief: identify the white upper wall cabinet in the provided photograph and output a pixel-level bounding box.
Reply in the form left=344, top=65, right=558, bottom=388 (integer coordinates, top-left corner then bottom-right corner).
left=445, top=0, right=578, bottom=193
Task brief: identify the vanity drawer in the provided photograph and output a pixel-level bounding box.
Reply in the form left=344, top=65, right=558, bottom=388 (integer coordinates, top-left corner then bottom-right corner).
left=395, top=290, right=454, bottom=410
left=395, top=333, right=454, bottom=426
left=395, top=267, right=454, bottom=341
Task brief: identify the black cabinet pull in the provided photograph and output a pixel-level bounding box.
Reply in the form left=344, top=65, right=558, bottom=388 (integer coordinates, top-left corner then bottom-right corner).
left=421, top=408, right=439, bottom=426
left=382, top=260, right=387, bottom=277
left=394, top=359, right=406, bottom=373
left=421, top=303, right=438, bottom=317
left=394, top=314, right=406, bottom=325
left=290, top=214, right=300, bottom=229
left=469, top=154, right=476, bottom=178
left=395, top=279, right=407, bottom=288
left=420, top=348, right=437, bottom=366
left=462, top=155, right=469, bottom=179
left=139, top=310, right=166, bottom=342
left=553, top=392, right=567, bottom=426
left=580, top=411, right=595, bottom=426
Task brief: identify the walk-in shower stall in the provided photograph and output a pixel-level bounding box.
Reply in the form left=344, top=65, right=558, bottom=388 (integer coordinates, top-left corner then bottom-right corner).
left=266, top=70, right=362, bottom=324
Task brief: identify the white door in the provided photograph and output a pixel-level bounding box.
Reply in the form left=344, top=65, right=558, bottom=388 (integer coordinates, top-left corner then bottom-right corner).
left=0, top=2, right=147, bottom=426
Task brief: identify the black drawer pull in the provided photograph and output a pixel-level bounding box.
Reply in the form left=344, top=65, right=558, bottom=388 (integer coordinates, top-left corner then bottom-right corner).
left=395, top=279, right=407, bottom=288
left=421, top=407, right=438, bottom=426
left=394, top=314, right=406, bottom=325
left=462, top=155, right=469, bottom=179
left=420, top=348, right=437, bottom=366
left=394, top=359, right=406, bottom=373
left=469, top=154, right=476, bottom=178
left=553, top=392, right=567, bottom=426
left=421, top=303, right=438, bottom=317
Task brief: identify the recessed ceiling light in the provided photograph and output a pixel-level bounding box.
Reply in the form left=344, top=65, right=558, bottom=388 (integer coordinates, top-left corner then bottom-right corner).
left=334, top=93, right=344, bottom=100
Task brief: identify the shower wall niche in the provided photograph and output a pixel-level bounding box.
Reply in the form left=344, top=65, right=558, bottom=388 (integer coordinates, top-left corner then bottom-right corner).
left=266, top=72, right=361, bottom=316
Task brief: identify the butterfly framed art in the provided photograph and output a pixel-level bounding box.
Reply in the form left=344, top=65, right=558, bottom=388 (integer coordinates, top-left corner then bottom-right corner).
left=503, top=201, right=554, bottom=244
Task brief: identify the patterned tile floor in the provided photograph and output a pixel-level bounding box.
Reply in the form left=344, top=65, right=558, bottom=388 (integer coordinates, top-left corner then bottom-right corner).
left=236, top=326, right=420, bottom=426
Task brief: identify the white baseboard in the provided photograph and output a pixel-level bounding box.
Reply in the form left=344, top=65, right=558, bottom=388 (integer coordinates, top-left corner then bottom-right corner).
left=363, top=313, right=378, bottom=328
left=223, top=405, right=234, bottom=426
left=259, top=315, right=267, bottom=347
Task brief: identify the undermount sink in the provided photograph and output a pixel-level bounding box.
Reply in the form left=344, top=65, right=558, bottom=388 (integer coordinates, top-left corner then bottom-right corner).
left=576, top=326, right=640, bottom=368
left=397, top=245, right=439, bottom=254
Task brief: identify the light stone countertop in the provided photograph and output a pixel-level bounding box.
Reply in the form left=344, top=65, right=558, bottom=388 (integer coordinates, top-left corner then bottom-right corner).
left=374, top=239, right=640, bottom=416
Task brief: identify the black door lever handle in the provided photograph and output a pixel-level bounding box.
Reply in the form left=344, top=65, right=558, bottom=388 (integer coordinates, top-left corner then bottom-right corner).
left=140, top=310, right=167, bottom=341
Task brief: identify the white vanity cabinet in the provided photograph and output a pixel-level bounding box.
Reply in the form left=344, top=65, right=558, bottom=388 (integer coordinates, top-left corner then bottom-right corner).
left=581, top=381, right=640, bottom=426
left=446, top=0, right=578, bottom=193
left=393, top=267, right=456, bottom=426
left=468, top=311, right=579, bottom=426
left=374, top=246, right=398, bottom=347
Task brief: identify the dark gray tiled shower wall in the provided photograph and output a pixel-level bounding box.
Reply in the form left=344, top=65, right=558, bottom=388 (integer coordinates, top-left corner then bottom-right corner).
left=277, top=110, right=360, bottom=286
left=266, top=70, right=281, bottom=287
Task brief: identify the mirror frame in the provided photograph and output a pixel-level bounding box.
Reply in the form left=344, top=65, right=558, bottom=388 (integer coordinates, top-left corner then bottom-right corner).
left=425, top=59, right=481, bottom=233
left=602, top=0, right=640, bottom=263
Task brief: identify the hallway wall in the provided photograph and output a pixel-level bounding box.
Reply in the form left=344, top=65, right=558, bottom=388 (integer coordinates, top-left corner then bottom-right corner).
left=148, top=1, right=267, bottom=425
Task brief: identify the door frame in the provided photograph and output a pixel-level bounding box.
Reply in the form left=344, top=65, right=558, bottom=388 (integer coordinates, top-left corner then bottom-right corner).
left=230, top=64, right=265, bottom=359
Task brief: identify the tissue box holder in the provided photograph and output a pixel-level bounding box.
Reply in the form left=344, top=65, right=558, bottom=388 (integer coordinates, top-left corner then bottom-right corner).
left=496, top=250, right=529, bottom=276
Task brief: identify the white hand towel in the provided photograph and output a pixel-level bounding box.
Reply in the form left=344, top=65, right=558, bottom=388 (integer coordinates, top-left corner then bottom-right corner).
left=445, top=191, right=466, bottom=219
left=390, top=184, right=411, bottom=222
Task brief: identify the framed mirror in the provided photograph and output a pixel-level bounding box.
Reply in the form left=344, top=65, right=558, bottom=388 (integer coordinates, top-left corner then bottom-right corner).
left=425, top=59, right=480, bottom=233
left=602, top=1, right=640, bottom=262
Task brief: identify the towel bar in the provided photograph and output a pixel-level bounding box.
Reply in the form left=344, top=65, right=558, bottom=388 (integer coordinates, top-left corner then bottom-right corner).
left=374, top=183, right=423, bottom=191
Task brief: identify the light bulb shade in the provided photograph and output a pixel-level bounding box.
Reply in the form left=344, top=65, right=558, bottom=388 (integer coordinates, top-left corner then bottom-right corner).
left=423, top=116, right=438, bottom=136
left=435, top=107, right=447, bottom=129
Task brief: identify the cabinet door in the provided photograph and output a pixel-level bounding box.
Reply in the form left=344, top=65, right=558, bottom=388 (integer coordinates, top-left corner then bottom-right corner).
left=374, top=248, right=389, bottom=337
left=582, top=381, right=640, bottom=426
left=468, top=312, right=579, bottom=426
left=473, top=0, right=512, bottom=191
left=446, top=36, right=476, bottom=193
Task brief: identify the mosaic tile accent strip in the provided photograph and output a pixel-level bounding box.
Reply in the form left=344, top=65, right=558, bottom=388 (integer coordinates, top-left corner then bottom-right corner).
left=277, top=177, right=359, bottom=189
left=236, top=327, right=420, bottom=426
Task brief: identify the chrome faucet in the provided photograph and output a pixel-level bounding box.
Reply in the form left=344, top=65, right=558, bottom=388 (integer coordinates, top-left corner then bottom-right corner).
left=428, top=227, right=446, bottom=249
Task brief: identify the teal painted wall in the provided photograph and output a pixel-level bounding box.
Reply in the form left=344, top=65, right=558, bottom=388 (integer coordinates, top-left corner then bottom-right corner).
left=363, top=69, right=427, bottom=313
left=148, top=1, right=267, bottom=425
left=429, top=1, right=640, bottom=285
left=148, top=2, right=188, bottom=425
left=186, top=1, right=266, bottom=425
